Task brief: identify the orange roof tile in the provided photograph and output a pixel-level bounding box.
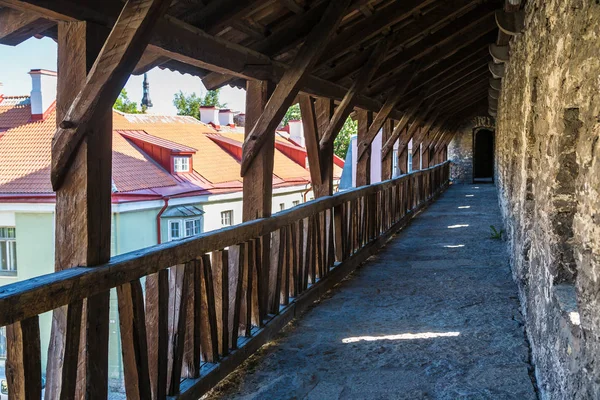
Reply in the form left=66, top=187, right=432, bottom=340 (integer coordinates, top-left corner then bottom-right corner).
left=0, top=96, right=32, bottom=130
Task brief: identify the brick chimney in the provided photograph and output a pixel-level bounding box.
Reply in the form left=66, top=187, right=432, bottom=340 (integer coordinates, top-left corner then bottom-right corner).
left=288, top=119, right=304, bottom=147
left=199, top=106, right=220, bottom=126
left=29, top=69, right=57, bottom=120
left=219, top=109, right=235, bottom=127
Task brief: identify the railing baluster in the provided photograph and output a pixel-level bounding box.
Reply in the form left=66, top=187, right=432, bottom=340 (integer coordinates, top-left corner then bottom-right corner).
left=58, top=300, right=82, bottom=400
left=117, top=279, right=152, bottom=400
left=200, top=255, right=219, bottom=363
left=6, top=316, right=41, bottom=400
left=231, top=244, right=244, bottom=349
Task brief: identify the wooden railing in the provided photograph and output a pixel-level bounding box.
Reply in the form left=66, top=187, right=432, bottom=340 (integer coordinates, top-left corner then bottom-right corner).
left=0, top=161, right=450, bottom=400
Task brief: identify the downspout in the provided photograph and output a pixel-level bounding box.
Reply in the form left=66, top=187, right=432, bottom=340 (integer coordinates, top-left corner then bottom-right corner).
left=156, top=197, right=169, bottom=244
left=302, top=182, right=312, bottom=202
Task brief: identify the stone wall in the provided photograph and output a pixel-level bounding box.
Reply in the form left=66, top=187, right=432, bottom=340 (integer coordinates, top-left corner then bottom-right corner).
left=448, top=125, right=473, bottom=184
left=495, top=0, right=600, bottom=398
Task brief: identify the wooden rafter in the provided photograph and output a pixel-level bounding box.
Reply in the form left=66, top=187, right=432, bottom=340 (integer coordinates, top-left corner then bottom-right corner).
left=0, top=6, right=54, bottom=45
left=50, top=0, right=172, bottom=190
left=240, top=0, right=351, bottom=176
left=318, top=37, right=389, bottom=150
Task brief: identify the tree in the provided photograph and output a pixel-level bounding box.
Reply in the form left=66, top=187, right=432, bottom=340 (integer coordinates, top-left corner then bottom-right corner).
left=173, top=91, right=202, bottom=119
left=114, top=89, right=141, bottom=114
left=173, top=89, right=227, bottom=119
left=282, top=103, right=301, bottom=127
left=202, top=89, right=227, bottom=108
left=334, top=117, right=356, bottom=159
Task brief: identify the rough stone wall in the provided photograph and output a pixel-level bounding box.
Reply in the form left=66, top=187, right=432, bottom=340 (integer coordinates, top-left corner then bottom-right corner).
left=448, top=125, right=473, bottom=184
left=495, top=0, right=600, bottom=398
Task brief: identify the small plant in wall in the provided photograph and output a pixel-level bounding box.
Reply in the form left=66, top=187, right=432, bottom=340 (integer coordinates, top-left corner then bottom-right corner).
left=489, top=225, right=504, bottom=240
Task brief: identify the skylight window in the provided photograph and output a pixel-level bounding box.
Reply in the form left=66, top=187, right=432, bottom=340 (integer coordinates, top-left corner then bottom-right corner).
left=174, top=156, right=190, bottom=173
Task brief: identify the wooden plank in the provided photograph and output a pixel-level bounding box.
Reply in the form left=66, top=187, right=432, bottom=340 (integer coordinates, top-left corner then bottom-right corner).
left=58, top=300, right=82, bottom=400
left=231, top=244, right=244, bottom=349
left=0, top=6, right=54, bottom=45
left=183, top=263, right=200, bottom=379
left=356, top=109, right=373, bottom=187
left=117, top=280, right=152, bottom=400
left=5, top=316, right=41, bottom=400
left=239, top=0, right=351, bottom=175
left=381, top=95, right=426, bottom=158
left=50, top=0, right=172, bottom=190
left=145, top=269, right=169, bottom=400
left=199, top=254, right=219, bottom=363
left=381, top=119, right=394, bottom=180
left=319, top=37, right=389, bottom=149
left=299, top=94, right=323, bottom=191
left=168, top=263, right=192, bottom=396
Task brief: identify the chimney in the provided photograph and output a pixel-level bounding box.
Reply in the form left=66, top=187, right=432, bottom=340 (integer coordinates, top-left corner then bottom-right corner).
left=29, top=69, right=57, bottom=120
left=288, top=120, right=304, bottom=147
left=219, top=109, right=234, bottom=127
left=234, top=113, right=246, bottom=127
left=199, top=106, right=220, bottom=125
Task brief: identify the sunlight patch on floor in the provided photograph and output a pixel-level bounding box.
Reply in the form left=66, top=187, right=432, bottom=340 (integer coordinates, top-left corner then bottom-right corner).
left=465, top=194, right=475, bottom=197
left=444, top=244, right=465, bottom=248
left=342, top=332, right=461, bottom=343
left=448, top=224, right=469, bottom=229
left=458, top=206, right=471, bottom=209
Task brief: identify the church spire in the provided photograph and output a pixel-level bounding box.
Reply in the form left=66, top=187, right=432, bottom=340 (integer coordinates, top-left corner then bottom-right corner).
left=141, top=72, right=152, bottom=109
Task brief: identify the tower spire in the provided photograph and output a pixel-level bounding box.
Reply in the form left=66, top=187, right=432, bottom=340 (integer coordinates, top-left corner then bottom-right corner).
left=141, top=72, right=152, bottom=108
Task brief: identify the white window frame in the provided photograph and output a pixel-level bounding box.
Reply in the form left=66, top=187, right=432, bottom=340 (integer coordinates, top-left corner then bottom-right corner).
left=0, top=326, right=6, bottom=360
left=0, top=226, right=17, bottom=274
left=279, top=203, right=285, bottom=211
left=168, top=217, right=202, bottom=241
left=174, top=156, right=190, bottom=173
left=221, top=210, right=233, bottom=227
left=292, top=200, right=300, bottom=207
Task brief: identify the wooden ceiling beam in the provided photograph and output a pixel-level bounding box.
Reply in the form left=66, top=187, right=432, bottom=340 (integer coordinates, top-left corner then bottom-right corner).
left=367, top=3, right=498, bottom=89
left=365, top=28, right=497, bottom=98
left=240, top=0, right=351, bottom=176
left=132, top=49, right=170, bottom=75
left=421, top=70, right=490, bottom=109
left=51, top=0, right=172, bottom=190
left=319, top=37, right=389, bottom=149
left=380, top=94, right=427, bottom=158
left=438, top=86, right=488, bottom=114
left=0, top=6, right=54, bottom=45
left=280, top=0, right=305, bottom=14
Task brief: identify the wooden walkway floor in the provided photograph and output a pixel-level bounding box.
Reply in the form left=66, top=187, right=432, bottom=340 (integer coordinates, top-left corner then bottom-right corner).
left=208, top=184, right=538, bottom=400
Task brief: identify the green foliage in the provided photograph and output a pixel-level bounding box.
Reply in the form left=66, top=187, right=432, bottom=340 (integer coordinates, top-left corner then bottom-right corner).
left=173, top=89, right=227, bottom=119
left=114, top=89, right=141, bottom=114
left=201, top=89, right=227, bottom=108
left=173, top=91, right=202, bottom=119
left=490, top=225, right=504, bottom=240
left=334, top=117, right=356, bottom=159
left=282, top=103, right=301, bottom=127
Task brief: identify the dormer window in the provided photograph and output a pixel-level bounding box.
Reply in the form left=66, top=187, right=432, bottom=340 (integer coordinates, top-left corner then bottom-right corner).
left=174, top=156, right=190, bottom=173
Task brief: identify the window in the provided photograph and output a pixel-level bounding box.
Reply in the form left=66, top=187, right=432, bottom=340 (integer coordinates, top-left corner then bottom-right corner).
left=279, top=203, right=285, bottom=211
left=221, top=210, right=233, bottom=227
left=293, top=200, right=300, bottom=207
left=0, top=227, right=16, bottom=274
left=169, top=218, right=202, bottom=241
left=392, top=149, right=399, bottom=176
left=174, top=156, right=190, bottom=173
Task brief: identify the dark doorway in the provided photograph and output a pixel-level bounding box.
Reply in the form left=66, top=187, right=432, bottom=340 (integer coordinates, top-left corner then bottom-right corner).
left=473, top=129, right=494, bottom=183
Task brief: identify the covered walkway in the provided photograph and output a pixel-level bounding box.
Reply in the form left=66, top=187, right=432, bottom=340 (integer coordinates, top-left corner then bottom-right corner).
left=210, top=185, right=537, bottom=399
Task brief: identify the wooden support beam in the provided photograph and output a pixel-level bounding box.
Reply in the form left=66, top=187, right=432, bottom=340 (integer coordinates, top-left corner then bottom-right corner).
left=299, top=95, right=335, bottom=198
left=132, top=49, right=170, bottom=75
left=319, top=37, right=389, bottom=150
left=495, top=9, right=524, bottom=36
left=0, top=6, right=53, bottom=45
left=356, top=109, right=373, bottom=187
left=281, top=0, right=305, bottom=14
left=380, top=95, right=426, bottom=158
left=240, top=0, right=351, bottom=176
left=489, top=43, right=509, bottom=63
left=381, top=119, right=394, bottom=180
left=356, top=66, right=418, bottom=161
left=51, top=0, right=172, bottom=190
left=411, top=111, right=440, bottom=154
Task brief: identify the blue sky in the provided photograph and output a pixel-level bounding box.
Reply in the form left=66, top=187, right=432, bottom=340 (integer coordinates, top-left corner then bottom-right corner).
left=0, top=37, right=247, bottom=115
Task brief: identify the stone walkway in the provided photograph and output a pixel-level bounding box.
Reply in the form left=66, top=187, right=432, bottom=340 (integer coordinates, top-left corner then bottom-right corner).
left=208, top=185, right=537, bottom=400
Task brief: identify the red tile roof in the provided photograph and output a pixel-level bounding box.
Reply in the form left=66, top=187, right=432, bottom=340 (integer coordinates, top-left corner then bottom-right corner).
left=0, top=103, right=343, bottom=201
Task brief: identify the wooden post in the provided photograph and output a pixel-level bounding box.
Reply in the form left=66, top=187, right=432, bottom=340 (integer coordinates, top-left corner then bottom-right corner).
left=243, top=80, right=275, bottom=326
left=356, top=109, right=373, bottom=187
left=397, top=147, right=408, bottom=175
left=47, top=21, right=112, bottom=400
left=412, top=140, right=421, bottom=171
left=381, top=119, right=394, bottom=180
left=314, top=98, right=335, bottom=198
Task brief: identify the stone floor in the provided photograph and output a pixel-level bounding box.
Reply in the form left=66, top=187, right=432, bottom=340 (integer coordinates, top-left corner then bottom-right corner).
left=208, top=184, right=538, bottom=400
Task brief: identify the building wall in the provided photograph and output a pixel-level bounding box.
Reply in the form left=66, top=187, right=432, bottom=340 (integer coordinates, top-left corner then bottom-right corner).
left=495, top=0, right=600, bottom=398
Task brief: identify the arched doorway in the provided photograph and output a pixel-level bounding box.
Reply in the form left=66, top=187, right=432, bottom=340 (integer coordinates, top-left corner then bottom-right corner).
left=473, top=129, right=494, bottom=183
